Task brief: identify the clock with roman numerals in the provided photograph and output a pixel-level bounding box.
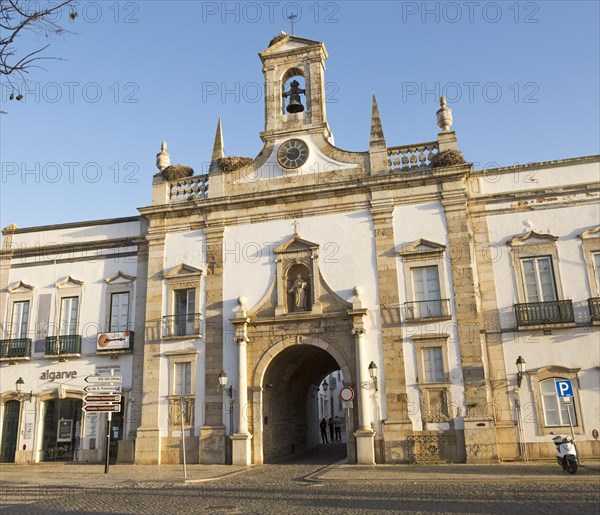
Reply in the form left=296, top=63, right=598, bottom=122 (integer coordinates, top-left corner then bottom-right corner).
left=277, top=139, right=309, bottom=169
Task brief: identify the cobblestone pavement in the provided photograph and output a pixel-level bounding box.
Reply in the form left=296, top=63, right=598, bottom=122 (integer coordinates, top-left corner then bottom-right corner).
left=1, top=446, right=599, bottom=514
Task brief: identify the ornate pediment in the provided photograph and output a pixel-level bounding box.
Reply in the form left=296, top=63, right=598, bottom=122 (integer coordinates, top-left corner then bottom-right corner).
left=55, top=276, right=84, bottom=288
left=507, top=230, right=558, bottom=246
left=399, top=239, right=446, bottom=258
left=163, top=263, right=203, bottom=279
left=105, top=271, right=136, bottom=284
left=6, top=280, right=34, bottom=293
left=579, top=226, right=600, bottom=239
left=274, top=235, right=320, bottom=255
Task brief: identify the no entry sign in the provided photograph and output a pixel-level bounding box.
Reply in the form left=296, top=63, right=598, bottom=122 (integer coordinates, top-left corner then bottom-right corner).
left=340, top=387, right=354, bottom=402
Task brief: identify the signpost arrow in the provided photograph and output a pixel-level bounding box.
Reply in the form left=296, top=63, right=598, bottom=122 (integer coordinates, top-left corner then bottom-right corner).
left=85, top=394, right=121, bottom=403
left=85, top=375, right=122, bottom=384
left=84, top=385, right=122, bottom=393
left=83, top=404, right=121, bottom=413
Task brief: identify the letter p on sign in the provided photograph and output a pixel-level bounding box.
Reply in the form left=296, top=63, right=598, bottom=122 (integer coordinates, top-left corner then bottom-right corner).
left=556, top=379, right=573, bottom=398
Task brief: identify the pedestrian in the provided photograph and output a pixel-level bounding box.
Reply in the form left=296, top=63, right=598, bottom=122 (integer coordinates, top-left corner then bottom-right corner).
left=334, top=416, right=342, bottom=441
left=320, top=417, right=329, bottom=444
left=328, top=417, right=334, bottom=441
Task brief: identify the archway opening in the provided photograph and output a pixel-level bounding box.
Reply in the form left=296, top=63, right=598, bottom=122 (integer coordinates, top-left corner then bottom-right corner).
left=261, top=344, right=348, bottom=464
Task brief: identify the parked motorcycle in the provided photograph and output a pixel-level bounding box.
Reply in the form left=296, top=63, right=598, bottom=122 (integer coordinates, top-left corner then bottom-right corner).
left=551, top=433, right=578, bottom=474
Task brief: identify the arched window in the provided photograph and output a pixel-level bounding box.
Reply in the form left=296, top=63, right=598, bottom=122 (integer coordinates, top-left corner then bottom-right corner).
left=540, top=378, right=577, bottom=426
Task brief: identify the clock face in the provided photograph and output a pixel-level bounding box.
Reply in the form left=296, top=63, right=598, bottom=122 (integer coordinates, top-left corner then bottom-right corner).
left=277, top=139, right=309, bottom=169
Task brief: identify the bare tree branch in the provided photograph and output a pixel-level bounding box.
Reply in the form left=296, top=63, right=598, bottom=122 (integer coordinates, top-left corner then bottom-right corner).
left=0, top=0, right=77, bottom=103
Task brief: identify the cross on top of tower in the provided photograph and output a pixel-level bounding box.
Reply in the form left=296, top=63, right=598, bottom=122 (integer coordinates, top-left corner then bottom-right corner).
left=286, top=13, right=297, bottom=35
left=292, top=220, right=300, bottom=235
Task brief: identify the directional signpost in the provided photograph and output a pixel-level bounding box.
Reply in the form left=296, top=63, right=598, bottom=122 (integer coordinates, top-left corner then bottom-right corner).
left=85, top=375, right=122, bottom=384
left=84, top=374, right=122, bottom=474
left=83, top=404, right=121, bottom=413
left=84, top=385, right=122, bottom=393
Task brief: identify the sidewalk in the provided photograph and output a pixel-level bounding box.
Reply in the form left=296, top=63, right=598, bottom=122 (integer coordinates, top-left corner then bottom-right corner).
left=310, top=460, right=600, bottom=482
left=1, top=460, right=599, bottom=487
left=0, top=463, right=249, bottom=487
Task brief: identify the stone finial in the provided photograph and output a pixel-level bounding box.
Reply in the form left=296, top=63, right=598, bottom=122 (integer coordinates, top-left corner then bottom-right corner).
left=156, top=141, right=171, bottom=171
left=2, top=223, right=18, bottom=233
left=211, top=118, right=225, bottom=162
left=351, top=286, right=364, bottom=310
left=436, top=96, right=453, bottom=132
left=237, top=296, right=247, bottom=307
left=369, top=93, right=386, bottom=148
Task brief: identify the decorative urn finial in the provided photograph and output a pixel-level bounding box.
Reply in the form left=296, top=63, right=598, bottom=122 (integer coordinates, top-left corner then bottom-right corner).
left=436, top=96, right=453, bottom=132
left=156, top=141, right=171, bottom=171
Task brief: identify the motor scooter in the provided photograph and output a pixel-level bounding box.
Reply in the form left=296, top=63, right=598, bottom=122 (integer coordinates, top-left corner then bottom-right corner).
left=550, top=433, right=578, bottom=474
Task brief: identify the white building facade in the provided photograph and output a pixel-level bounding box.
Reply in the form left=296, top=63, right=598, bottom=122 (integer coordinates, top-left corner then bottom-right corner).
left=1, top=34, right=598, bottom=465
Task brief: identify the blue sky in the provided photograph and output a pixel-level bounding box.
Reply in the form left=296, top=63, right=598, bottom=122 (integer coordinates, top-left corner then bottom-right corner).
left=1, top=0, right=599, bottom=229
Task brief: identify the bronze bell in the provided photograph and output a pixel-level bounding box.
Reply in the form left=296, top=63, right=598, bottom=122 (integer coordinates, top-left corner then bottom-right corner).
left=286, top=94, right=304, bottom=113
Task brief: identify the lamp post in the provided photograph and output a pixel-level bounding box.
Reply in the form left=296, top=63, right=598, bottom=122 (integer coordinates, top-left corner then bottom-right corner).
left=322, top=380, right=328, bottom=420
left=15, top=377, right=32, bottom=402
left=515, top=356, right=526, bottom=388
left=218, top=370, right=234, bottom=435
left=368, top=362, right=378, bottom=392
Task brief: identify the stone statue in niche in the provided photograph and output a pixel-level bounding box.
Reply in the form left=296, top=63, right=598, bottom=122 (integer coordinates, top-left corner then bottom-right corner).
left=288, top=274, right=308, bottom=311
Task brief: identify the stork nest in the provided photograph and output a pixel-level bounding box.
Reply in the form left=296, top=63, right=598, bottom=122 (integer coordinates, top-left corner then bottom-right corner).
left=430, top=149, right=466, bottom=168
left=217, top=156, right=253, bottom=173
left=161, top=164, right=194, bottom=181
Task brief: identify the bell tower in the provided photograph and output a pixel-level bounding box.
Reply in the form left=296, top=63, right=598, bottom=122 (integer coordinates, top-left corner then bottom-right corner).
left=259, top=33, right=332, bottom=143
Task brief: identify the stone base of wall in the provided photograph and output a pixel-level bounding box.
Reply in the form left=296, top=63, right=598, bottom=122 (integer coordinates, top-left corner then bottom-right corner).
left=135, top=428, right=161, bottom=464
left=383, top=421, right=413, bottom=463
left=117, top=440, right=135, bottom=463
left=78, top=448, right=102, bottom=463
left=523, top=439, right=599, bottom=460
left=495, top=423, right=520, bottom=461
left=160, top=436, right=199, bottom=464
left=463, top=420, right=500, bottom=463
left=14, top=449, right=35, bottom=464
left=199, top=425, right=227, bottom=464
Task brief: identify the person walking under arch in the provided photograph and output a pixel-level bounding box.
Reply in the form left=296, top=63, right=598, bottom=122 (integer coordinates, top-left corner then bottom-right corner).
left=320, top=418, right=329, bottom=444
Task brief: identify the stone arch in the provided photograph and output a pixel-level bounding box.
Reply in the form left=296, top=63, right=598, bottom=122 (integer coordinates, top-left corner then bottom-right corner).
left=250, top=335, right=355, bottom=464
left=253, top=335, right=353, bottom=388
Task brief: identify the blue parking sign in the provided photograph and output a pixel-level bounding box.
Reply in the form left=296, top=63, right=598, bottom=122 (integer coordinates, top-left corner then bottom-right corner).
left=556, top=379, right=573, bottom=398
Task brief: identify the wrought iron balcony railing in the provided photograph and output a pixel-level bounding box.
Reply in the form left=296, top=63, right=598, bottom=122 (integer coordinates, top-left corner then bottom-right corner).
left=588, top=297, right=600, bottom=322
left=405, top=299, right=451, bottom=321
left=0, top=338, right=31, bottom=359
left=162, top=313, right=202, bottom=338
left=514, top=300, right=575, bottom=327
left=45, top=335, right=82, bottom=356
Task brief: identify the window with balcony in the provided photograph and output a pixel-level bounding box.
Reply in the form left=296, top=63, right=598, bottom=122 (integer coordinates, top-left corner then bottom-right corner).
left=399, top=239, right=451, bottom=322
left=163, top=263, right=203, bottom=338
left=1, top=281, right=34, bottom=360
left=579, top=227, right=600, bottom=323
left=508, top=231, right=574, bottom=328
left=59, top=296, right=79, bottom=336
left=47, top=276, right=83, bottom=357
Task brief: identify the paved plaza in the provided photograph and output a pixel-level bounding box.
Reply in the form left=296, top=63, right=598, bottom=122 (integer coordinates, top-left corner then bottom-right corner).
left=1, top=446, right=599, bottom=514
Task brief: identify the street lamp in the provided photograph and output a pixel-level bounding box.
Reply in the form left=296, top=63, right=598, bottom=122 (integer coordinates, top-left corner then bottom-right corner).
left=515, top=356, right=526, bottom=388
left=218, top=370, right=234, bottom=435
left=15, top=377, right=32, bottom=401
left=322, top=379, right=328, bottom=392
left=368, top=361, right=378, bottom=392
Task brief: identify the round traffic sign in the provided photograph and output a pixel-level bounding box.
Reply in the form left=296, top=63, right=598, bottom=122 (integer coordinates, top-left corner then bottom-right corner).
left=340, top=386, right=354, bottom=402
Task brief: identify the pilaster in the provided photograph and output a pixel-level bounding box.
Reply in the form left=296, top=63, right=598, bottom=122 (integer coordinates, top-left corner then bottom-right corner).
left=369, top=200, right=412, bottom=462
left=440, top=181, right=499, bottom=462
left=134, top=231, right=166, bottom=464
left=469, top=203, right=519, bottom=459
left=199, top=225, right=226, bottom=463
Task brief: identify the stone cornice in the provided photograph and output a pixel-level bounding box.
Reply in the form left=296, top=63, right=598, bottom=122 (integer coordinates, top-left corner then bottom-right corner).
left=139, top=165, right=470, bottom=223
left=473, top=154, right=599, bottom=177
left=2, top=216, right=140, bottom=235
left=1, top=237, right=140, bottom=260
